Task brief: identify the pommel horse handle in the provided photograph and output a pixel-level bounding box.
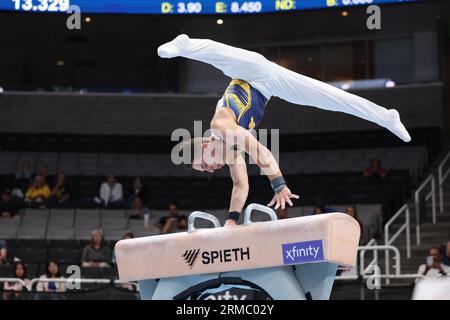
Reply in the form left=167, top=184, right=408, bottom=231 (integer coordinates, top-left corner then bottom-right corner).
left=188, top=211, right=221, bottom=233
left=243, top=203, right=278, bottom=225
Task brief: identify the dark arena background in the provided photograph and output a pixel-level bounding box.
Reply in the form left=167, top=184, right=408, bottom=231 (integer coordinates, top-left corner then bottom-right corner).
left=0, top=0, right=450, bottom=304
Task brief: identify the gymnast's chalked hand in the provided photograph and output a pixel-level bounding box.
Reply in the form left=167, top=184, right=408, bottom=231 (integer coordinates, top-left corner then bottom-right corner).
left=224, top=219, right=238, bottom=227
left=267, top=186, right=299, bottom=210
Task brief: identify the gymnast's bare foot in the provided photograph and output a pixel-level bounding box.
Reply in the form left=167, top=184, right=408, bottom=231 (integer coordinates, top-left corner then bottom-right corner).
left=158, top=34, right=190, bottom=58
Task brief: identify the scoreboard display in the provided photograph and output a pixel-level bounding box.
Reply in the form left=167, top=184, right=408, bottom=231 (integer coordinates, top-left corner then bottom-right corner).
left=2, top=0, right=418, bottom=15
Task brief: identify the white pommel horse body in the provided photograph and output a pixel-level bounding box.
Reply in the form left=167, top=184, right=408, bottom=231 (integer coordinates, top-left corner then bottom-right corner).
left=115, top=204, right=360, bottom=300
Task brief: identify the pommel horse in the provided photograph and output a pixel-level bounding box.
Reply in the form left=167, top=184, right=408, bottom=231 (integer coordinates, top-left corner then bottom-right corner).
left=115, top=204, right=360, bottom=300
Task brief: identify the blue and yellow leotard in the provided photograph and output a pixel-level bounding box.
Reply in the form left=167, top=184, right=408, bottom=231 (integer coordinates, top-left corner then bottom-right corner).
left=218, top=79, right=269, bottom=130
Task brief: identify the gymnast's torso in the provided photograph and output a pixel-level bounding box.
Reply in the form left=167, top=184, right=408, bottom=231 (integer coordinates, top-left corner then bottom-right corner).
left=216, top=79, right=269, bottom=130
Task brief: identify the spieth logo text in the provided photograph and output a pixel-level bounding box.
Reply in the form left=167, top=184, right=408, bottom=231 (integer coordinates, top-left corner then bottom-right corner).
left=282, top=240, right=324, bottom=265
left=183, top=247, right=251, bottom=268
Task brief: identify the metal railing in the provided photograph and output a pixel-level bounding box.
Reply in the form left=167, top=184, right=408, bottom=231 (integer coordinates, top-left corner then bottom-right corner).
left=359, top=245, right=402, bottom=276
left=358, top=245, right=401, bottom=298
left=384, top=204, right=411, bottom=284
left=0, top=277, right=28, bottom=287
left=359, top=238, right=378, bottom=276
left=384, top=204, right=411, bottom=258
left=414, top=174, right=436, bottom=245
left=334, top=239, right=380, bottom=281
left=337, top=243, right=450, bottom=281
left=336, top=244, right=403, bottom=300
left=361, top=274, right=449, bottom=280
left=383, top=172, right=437, bottom=274
left=438, top=151, right=450, bottom=214
left=0, top=277, right=138, bottom=292
left=335, top=244, right=401, bottom=282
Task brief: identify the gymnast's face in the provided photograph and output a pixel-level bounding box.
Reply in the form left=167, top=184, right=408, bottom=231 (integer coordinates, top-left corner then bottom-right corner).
left=192, top=141, right=225, bottom=173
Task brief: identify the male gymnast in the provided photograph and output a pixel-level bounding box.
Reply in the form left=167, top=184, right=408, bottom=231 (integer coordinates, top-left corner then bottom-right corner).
left=158, top=34, right=411, bottom=227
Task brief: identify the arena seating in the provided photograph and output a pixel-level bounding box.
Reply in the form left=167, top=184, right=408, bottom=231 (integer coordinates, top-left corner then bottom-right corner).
left=0, top=127, right=441, bottom=155
left=0, top=145, right=427, bottom=180
left=0, top=170, right=410, bottom=221
left=0, top=201, right=383, bottom=241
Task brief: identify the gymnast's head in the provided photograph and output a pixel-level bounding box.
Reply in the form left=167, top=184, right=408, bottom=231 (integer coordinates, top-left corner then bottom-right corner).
left=174, top=137, right=226, bottom=173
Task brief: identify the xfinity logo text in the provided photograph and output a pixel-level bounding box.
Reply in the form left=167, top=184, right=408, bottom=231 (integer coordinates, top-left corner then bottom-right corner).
left=282, top=240, right=324, bottom=265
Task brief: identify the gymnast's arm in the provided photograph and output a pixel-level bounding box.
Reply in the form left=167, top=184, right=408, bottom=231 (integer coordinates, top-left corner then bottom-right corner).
left=212, top=117, right=299, bottom=210
left=227, top=153, right=249, bottom=221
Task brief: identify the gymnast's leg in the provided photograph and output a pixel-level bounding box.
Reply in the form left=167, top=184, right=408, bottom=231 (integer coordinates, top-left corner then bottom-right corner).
left=157, top=34, right=273, bottom=99
left=267, top=62, right=411, bottom=142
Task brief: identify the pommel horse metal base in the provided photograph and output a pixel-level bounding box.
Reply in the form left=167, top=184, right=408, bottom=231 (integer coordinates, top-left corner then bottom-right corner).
left=115, top=204, right=360, bottom=300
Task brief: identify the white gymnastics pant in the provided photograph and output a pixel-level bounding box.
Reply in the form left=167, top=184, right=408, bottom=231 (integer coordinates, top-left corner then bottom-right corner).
left=175, top=37, right=399, bottom=133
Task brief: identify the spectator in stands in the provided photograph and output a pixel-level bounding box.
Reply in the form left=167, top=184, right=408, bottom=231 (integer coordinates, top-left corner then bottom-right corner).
left=160, top=217, right=178, bottom=234
left=312, top=196, right=335, bottom=215
left=276, top=207, right=289, bottom=219
left=157, top=215, right=187, bottom=233
left=122, top=231, right=134, bottom=240
left=116, top=231, right=137, bottom=292
left=112, top=231, right=135, bottom=264
left=96, top=175, right=123, bottom=207
left=24, top=176, right=51, bottom=208
left=12, top=161, right=32, bottom=198
left=15, top=161, right=33, bottom=182
left=0, top=189, right=22, bottom=218
left=128, top=196, right=158, bottom=230
left=127, top=176, right=144, bottom=206
left=128, top=196, right=149, bottom=220
left=112, top=231, right=134, bottom=263
left=345, top=206, right=364, bottom=235
left=313, top=207, right=324, bottom=215
left=10, top=185, right=25, bottom=200
left=36, top=165, right=49, bottom=182
left=2, top=262, right=30, bottom=300
left=81, top=229, right=111, bottom=268
left=363, top=158, right=387, bottom=178
left=48, top=172, right=71, bottom=206
left=112, top=232, right=136, bottom=291
left=123, top=231, right=134, bottom=239
left=0, top=240, right=7, bottom=264
left=159, top=202, right=187, bottom=234
left=177, top=215, right=188, bottom=231
left=416, top=247, right=448, bottom=281
left=441, top=241, right=450, bottom=273
left=35, top=260, right=66, bottom=300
